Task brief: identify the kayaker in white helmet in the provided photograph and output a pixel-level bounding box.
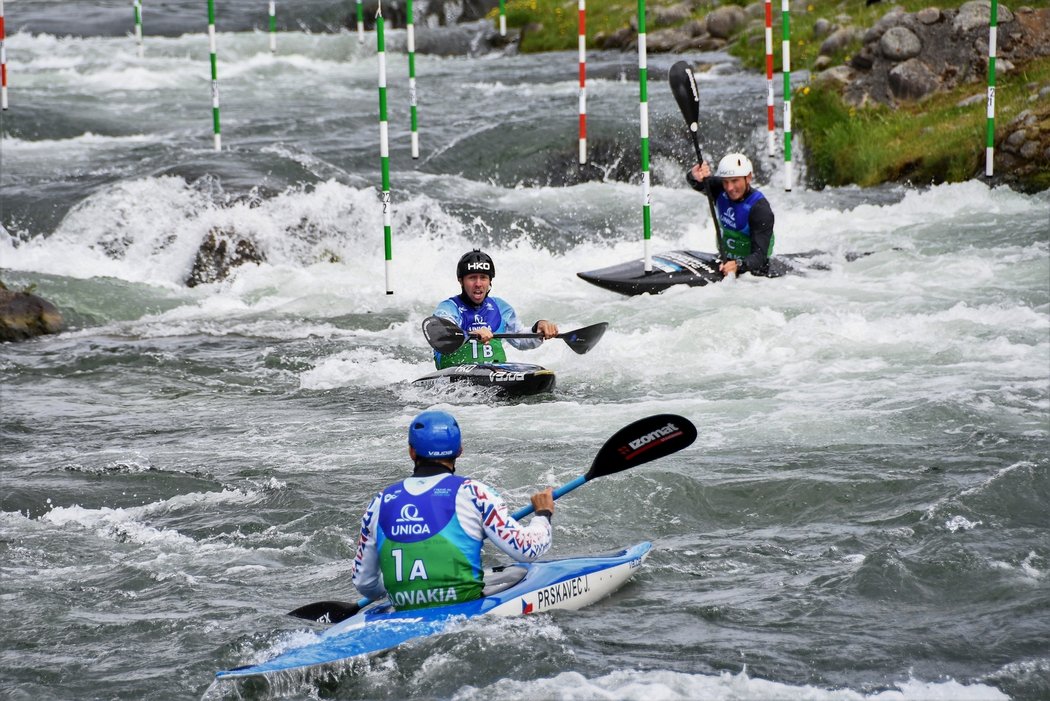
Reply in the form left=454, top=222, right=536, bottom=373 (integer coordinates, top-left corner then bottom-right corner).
left=351, top=411, right=555, bottom=611
left=686, top=153, right=776, bottom=278
left=429, top=249, right=559, bottom=369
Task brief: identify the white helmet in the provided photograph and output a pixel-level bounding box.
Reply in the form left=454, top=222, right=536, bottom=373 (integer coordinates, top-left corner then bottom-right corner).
left=716, top=153, right=753, bottom=178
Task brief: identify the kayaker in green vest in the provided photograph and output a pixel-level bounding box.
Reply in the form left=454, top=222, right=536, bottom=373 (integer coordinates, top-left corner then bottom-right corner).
left=351, top=410, right=555, bottom=611
left=686, top=152, right=776, bottom=278
left=431, top=249, right=559, bottom=369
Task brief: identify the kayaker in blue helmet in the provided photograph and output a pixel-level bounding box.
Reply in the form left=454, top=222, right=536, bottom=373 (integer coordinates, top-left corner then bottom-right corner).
left=351, top=410, right=555, bottom=612
left=686, top=153, right=776, bottom=278
left=430, top=249, right=559, bottom=369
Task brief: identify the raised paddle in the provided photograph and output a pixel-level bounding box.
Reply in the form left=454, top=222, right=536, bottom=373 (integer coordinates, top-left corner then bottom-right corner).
left=287, top=413, right=697, bottom=624
left=668, top=60, right=725, bottom=261
left=421, top=315, right=608, bottom=356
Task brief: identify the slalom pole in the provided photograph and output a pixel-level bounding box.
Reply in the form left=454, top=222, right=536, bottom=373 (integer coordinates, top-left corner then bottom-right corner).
left=984, top=0, right=997, bottom=177
left=1, top=0, right=7, bottom=110
left=208, top=0, right=221, bottom=151
left=269, top=0, right=276, bottom=54
left=637, top=0, right=652, bottom=272
left=407, top=0, right=419, bottom=158
left=781, top=0, right=792, bottom=191
left=357, top=0, right=365, bottom=43
left=376, top=5, right=394, bottom=294
left=133, top=0, right=144, bottom=57
left=498, top=0, right=507, bottom=37
left=578, top=0, right=587, bottom=164
left=764, top=0, right=774, bottom=156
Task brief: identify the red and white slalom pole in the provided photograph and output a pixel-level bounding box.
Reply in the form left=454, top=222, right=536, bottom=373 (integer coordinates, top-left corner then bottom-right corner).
left=577, top=0, right=586, bottom=164
left=764, top=0, right=774, bottom=156
left=1, top=0, right=8, bottom=110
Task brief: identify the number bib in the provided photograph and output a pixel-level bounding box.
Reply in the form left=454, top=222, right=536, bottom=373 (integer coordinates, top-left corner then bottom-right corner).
left=375, top=476, right=483, bottom=610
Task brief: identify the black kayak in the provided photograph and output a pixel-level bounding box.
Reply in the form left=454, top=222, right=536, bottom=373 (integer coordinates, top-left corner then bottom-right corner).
left=577, top=249, right=869, bottom=296
left=412, top=362, right=556, bottom=397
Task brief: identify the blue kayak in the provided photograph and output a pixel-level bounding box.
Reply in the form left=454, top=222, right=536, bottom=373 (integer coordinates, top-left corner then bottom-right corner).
left=216, top=541, right=651, bottom=679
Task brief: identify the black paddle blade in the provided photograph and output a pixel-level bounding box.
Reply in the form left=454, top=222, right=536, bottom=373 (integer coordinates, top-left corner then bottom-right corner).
left=287, top=600, right=362, bottom=625
left=669, top=60, right=700, bottom=131
left=422, top=315, right=467, bottom=354
left=586, top=414, right=697, bottom=480
left=560, top=322, right=608, bottom=355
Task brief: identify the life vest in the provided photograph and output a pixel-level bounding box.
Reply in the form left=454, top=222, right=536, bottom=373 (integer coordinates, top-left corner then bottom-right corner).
left=716, top=189, right=774, bottom=259
left=435, top=295, right=508, bottom=368
left=375, top=475, right=484, bottom=611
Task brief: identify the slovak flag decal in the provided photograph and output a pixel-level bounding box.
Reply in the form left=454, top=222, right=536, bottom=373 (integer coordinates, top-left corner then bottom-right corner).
left=521, top=599, right=534, bottom=614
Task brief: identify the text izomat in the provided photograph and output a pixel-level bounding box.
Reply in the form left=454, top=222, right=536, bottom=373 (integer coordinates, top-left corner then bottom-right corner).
left=627, top=422, right=681, bottom=451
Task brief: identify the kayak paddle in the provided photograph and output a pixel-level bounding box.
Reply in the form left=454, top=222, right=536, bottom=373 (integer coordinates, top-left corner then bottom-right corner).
left=287, top=413, right=697, bottom=624
left=421, top=315, right=608, bottom=356
left=668, top=60, right=725, bottom=261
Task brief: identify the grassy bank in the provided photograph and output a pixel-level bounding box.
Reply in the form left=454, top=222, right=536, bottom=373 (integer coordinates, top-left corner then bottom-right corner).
left=794, top=55, right=1050, bottom=188
left=493, top=0, right=1050, bottom=190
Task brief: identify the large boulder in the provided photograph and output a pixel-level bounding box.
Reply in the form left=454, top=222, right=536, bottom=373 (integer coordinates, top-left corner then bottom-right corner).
left=0, top=282, right=63, bottom=342
left=705, top=5, right=747, bottom=39
left=186, top=227, right=266, bottom=287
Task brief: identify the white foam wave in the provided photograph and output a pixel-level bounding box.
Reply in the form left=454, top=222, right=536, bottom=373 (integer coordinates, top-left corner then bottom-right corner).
left=450, top=668, right=1010, bottom=701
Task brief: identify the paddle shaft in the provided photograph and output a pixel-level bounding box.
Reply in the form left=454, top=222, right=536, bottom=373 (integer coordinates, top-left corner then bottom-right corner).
left=671, top=63, right=725, bottom=260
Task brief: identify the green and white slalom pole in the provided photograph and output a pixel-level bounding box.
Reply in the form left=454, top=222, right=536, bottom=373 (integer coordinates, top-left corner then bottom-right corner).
left=1, top=0, right=8, bottom=110
left=985, top=0, right=997, bottom=177
left=376, top=5, right=393, bottom=294
left=357, top=0, right=365, bottom=43
left=269, top=0, right=276, bottom=54
left=637, top=0, right=652, bottom=272
left=133, top=0, right=144, bottom=57
left=498, top=0, right=507, bottom=36
left=208, top=0, right=221, bottom=151
left=407, top=0, right=419, bottom=158
left=781, top=0, right=792, bottom=191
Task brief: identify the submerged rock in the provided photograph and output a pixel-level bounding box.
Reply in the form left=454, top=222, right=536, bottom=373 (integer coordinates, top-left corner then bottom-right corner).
left=0, top=282, right=64, bottom=342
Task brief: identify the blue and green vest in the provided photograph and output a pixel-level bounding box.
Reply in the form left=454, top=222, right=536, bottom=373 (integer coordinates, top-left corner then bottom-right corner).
left=433, top=295, right=509, bottom=368
left=717, top=189, right=774, bottom=259
left=375, top=475, right=484, bottom=611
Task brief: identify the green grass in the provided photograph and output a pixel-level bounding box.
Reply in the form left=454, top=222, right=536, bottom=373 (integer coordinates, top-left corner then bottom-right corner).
left=494, top=0, right=636, bottom=53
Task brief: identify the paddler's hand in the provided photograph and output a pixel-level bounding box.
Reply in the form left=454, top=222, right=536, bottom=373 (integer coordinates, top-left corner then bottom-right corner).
left=534, top=320, right=558, bottom=339
left=691, top=161, right=712, bottom=182
left=470, top=327, right=494, bottom=343
left=530, top=487, right=554, bottom=516
left=719, top=259, right=739, bottom=277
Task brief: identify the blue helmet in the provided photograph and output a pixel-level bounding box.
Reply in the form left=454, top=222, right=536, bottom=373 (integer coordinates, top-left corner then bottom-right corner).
left=408, top=411, right=462, bottom=459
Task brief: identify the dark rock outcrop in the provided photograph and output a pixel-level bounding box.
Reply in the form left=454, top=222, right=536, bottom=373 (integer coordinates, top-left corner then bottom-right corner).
left=185, top=227, right=266, bottom=288
left=0, top=282, right=64, bottom=342
left=816, top=3, right=1050, bottom=107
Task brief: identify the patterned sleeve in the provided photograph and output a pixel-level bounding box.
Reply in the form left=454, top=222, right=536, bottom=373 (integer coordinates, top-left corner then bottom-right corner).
left=433, top=298, right=461, bottom=325
left=458, top=479, right=552, bottom=561
left=494, top=298, right=542, bottom=351
left=351, top=493, right=387, bottom=600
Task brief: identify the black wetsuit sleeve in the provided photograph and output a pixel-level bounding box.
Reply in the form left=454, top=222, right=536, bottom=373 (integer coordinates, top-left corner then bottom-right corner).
left=738, top=197, right=774, bottom=275
left=685, top=169, right=725, bottom=198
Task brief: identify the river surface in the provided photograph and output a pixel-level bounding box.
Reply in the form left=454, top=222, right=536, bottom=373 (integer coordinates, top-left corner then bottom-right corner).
left=2, top=4, right=1049, bottom=700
